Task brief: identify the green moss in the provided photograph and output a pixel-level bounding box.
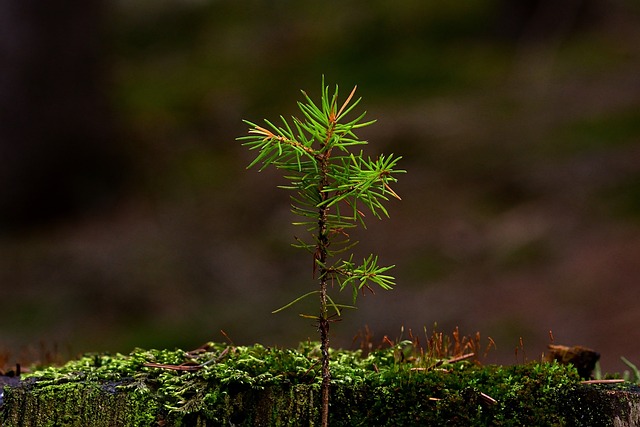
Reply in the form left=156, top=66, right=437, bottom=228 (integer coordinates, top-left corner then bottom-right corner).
left=1, top=342, right=591, bottom=426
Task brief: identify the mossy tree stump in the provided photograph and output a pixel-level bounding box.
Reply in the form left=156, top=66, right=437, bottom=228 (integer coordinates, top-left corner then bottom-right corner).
left=1, top=343, right=639, bottom=426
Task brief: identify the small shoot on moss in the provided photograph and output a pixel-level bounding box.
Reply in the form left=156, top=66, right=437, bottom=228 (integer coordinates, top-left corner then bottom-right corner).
left=239, top=77, right=403, bottom=426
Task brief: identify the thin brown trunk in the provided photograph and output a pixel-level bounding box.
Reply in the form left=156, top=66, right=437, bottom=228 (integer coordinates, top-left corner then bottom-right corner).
left=317, top=152, right=331, bottom=427
left=319, top=287, right=330, bottom=427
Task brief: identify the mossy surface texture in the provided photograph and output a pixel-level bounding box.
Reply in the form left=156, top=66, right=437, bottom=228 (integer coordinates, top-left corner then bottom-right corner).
left=1, top=342, right=590, bottom=426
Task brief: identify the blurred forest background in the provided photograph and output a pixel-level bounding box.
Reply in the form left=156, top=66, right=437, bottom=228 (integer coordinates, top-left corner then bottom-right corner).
left=1, top=0, right=640, bottom=374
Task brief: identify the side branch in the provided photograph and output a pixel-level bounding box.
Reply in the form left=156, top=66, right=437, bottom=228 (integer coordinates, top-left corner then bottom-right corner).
left=249, top=126, right=316, bottom=156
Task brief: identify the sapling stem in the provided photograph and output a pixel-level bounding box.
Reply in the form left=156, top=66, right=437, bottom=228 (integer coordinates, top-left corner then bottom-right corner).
left=317, top=150, right=331, bottom=426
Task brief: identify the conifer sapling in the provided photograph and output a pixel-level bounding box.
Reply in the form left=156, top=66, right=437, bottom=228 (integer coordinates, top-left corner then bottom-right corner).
left=239, top=77, right=403, bottom=426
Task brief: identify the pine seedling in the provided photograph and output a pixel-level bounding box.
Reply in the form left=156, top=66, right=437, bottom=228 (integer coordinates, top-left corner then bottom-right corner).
left=239, top=77, right=403, bottom=426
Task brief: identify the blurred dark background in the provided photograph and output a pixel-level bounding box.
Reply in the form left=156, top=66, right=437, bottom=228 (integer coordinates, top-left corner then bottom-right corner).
left=1, top=0, right=640, bottom=374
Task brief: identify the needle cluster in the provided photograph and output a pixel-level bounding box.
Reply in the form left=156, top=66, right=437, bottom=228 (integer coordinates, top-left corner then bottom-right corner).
left=240, top=78, right=402, bottom=311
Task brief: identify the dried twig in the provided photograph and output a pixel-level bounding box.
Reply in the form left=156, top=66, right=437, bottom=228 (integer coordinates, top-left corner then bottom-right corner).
left=479, top=392, right=498, bottom=405
left=447, top=353, right=475, bottom=364
left=143, top=346, right=231, bottom=372
left=580, top=379, right=626, bottom=384
left=142, top=362, right=202, bottom=372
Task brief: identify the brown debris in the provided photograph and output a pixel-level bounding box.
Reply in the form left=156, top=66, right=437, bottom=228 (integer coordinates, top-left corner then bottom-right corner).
left=546, top=344, right=600, bottom=379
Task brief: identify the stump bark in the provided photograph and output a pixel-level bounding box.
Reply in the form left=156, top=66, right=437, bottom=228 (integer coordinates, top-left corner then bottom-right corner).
left=2, top=377, right=640, bottom=426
